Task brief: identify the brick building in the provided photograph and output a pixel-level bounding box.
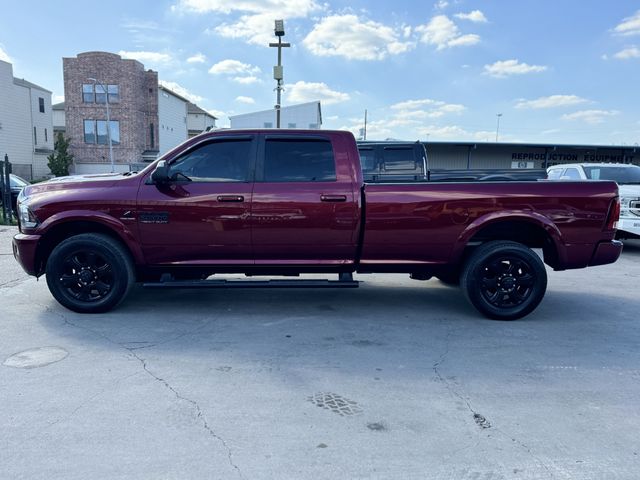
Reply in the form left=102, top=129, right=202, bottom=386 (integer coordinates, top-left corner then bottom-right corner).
left=63, top=52, right=158, bottom=172
left=62, top=51, right=214, bottom=174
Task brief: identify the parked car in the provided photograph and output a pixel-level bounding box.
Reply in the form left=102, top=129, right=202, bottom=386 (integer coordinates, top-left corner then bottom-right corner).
left=0, top=174, right=30, bottom=213
left=547, top=163, right=640, bottom=239
left=13, top=130, right=621, bottom=320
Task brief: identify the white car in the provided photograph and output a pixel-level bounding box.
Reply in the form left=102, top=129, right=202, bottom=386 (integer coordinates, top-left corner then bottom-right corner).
left=547, top=163, right=640, bottom=239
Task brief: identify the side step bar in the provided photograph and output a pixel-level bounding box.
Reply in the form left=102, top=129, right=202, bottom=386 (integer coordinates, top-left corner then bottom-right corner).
left=143, top=279, right=360, bottom=289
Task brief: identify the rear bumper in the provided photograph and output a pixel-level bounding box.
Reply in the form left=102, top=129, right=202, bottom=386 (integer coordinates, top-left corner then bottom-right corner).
left=12, top=233, right=41, bottom=276
left=589, top=240, right=623, bottom=267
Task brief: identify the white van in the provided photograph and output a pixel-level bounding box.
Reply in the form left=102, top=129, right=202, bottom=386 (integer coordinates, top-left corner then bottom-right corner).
left=547, top=163, right=640, bottom=238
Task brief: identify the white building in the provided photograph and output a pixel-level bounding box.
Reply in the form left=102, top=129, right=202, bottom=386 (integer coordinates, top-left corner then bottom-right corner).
left=187, top=102, right=217, bottom=137
left=230, top=101, right=322, bottom=129
left=0, top=59, right=53, bottom=180
left=158, top=84, right=189, bottom=157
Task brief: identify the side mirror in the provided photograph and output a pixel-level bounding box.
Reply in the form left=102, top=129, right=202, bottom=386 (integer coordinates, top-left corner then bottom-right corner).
left=151, top=160, right=170, bottom=184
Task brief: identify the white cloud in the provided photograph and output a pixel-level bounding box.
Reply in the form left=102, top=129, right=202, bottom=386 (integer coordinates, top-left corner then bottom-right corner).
left=303, top=14, right=414, bottom=61
left=235, top=95, right=255, bottom=104
left=178, top=0, right=320, bottom=45
left=0, top=45, right=11, bottom=63
left=213, top=14, right=279, bottom=46
left=158, top=80, right=204, bottom=103
left=285, top=81, right=350, bottom=105
left=434, top=1, right=449, bottom=10
left=613, top=10, right=640, bottom=36
left=416, top=15, right=480, bottom=50
left=209, top=59, right=260, bottom=75
left=186, top=53, right=207, bottom=63
left=209, top=59, right=262, bottom=83
left=233, top=76, right=261, bottom=84
left=53, top=94, right=64, bottom=104
left=483, top=59, right=547, bottom=78
left=391, top=98, right=465, bottom=118
left=207, top=108, right=226, bottom=119
left=118, top=50, right=173, bottom=65
left=454, top=10, right=488, bottom=23
left=562, top=110, right=620, bottom=125
left=613, top=46, right=640, bottom=59
left=515, top=95, right=589, bottom=109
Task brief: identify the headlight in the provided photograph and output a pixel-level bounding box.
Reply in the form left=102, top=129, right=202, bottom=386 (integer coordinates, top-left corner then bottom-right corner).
left=620, top=196, right=640, bottom=217
left=18, top=199, right=38, bottom=229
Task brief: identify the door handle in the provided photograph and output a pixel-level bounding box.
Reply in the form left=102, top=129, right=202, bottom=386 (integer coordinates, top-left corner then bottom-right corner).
left=320, top=195, right=347, bottom=202
left=217, top=195, right=245, bottom=202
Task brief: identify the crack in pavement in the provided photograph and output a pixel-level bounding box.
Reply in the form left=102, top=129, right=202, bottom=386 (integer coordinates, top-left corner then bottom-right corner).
left=45, top=305, right=244, bottom=480
left=432, top=329, right=556, bottom=479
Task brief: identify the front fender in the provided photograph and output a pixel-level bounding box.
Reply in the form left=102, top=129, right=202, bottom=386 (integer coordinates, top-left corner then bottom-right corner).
left=35, top=210, right=144, bottom=265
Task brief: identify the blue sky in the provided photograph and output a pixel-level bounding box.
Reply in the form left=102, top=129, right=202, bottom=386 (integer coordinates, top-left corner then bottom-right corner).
left=1, top=0, right=639, bottom=144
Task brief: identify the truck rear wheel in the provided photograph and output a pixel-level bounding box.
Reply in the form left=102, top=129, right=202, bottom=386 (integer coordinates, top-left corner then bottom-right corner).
left=460, top=241, right=547, bottom=320
left=45, top=233, right=134, bottom=313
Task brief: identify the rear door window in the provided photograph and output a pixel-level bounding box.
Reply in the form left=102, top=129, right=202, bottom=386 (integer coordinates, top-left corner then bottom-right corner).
left=263, top=138, right=336, bottom=182
left=382, top=147, right=417, bottom=171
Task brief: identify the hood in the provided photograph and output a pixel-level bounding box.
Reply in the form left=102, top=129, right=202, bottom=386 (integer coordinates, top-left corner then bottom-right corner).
left=618, top=184, right=640, bottom=197
left=23, top=172, right=139, bottom=197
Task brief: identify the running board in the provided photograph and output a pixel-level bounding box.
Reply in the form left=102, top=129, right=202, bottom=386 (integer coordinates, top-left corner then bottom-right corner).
left=143, top=279, right=360, bottom=289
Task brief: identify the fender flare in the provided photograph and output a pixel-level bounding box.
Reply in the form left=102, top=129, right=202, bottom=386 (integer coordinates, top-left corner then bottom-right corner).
left=449, top=211, right=565, bottom=265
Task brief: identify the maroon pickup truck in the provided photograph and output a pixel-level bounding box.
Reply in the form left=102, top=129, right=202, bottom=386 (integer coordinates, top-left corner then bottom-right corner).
left=13, top=130, right=622, bottom=320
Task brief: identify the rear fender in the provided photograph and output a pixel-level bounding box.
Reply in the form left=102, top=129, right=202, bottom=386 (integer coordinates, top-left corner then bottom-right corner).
left=450, top=211, right=565, bottom=265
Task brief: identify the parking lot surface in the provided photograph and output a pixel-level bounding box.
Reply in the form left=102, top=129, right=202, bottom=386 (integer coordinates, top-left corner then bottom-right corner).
left=1, top=225, right=639, bottom=480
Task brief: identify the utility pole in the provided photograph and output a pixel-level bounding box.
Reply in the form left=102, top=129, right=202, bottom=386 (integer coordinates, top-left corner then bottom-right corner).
left=269, top=20, right=290, bottom=128
left=495, top=113, right=503, bottom=142
left=363, top=109, right=367, bottom=140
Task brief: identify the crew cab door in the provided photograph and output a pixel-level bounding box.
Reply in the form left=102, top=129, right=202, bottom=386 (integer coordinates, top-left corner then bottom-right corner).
left=136, top=135, right=256, bottom=265
left=251, top=133, right=360, bottom=265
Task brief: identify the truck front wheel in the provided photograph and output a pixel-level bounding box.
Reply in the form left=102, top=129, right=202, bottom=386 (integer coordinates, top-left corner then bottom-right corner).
left=45, top=233, right=135, bottom=313
left=460, top=241, right=547, bottom=320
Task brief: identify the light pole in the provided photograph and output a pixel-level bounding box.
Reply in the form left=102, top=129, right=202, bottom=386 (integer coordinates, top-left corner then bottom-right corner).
left=495, top=113, right=503, bottom=142
left=269, top=20, right=290, bottom=128
left=88, top=77, right=114, bottom=172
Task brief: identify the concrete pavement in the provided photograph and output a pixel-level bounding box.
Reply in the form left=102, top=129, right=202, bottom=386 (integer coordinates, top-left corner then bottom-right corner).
left=1, top=226, right=639, bottom=479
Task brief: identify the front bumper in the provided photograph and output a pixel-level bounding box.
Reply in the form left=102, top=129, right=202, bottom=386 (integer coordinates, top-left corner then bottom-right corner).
left=12, top=233, right=41, bottom=276
left=589, top=240, right=623, bottom=267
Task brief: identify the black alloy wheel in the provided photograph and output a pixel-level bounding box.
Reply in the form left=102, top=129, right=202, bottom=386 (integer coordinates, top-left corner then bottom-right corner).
left=461, top=241, right=547, bottom=320
left=46, top=233, right=134, bottom=313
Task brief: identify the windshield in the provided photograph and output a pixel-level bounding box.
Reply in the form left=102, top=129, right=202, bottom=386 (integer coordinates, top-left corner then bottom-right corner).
left=10, top=175, right=29, bottom=188
left=583, top=165, right=640, bottom=184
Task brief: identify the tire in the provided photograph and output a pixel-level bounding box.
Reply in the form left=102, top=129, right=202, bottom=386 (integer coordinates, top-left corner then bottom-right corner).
left=45, top=233, right=135, bottom=313
left=460, top=241, right=547, bottom=320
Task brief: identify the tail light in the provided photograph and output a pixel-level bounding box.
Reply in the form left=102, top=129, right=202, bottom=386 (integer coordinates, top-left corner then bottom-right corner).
left=604, top=196, right=620, bottom=231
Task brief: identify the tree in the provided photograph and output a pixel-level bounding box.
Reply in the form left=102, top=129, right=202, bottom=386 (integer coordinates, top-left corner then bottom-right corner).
left=47, top=133, right=74, bottom=177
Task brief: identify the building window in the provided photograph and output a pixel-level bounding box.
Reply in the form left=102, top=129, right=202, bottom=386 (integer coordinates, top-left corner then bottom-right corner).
left=288, top=123, right=296, bottom=128
left=264, top=122, right=273, bottom=128
left=95, top=84, right=107, bottom=104
left=82, top=84, right=94, bottom=103
left=45, top=128, right=48, bottom=143
left=84, top=120, right=120, bottom=145
left=84, top=120, right=95, bottom=143
left=33, top=127, right=37, bottom=145
left=39, top=97, right=45, bottom=113
left=150, top=123, right=155, bottom=149
left=83, top=84, right=119, bottom=103
left=107, top=85, right=119, bottom=103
